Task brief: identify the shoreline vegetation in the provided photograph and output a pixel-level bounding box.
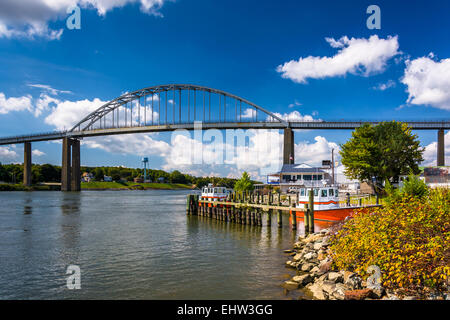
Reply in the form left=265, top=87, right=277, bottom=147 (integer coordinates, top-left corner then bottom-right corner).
left=0, top=182, right=193, bottom=191
left=283, top=187, right=449, bottom=300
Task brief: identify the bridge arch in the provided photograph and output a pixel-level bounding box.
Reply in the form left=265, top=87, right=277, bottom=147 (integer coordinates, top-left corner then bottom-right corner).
left=70, top=84, right=288, bottom=132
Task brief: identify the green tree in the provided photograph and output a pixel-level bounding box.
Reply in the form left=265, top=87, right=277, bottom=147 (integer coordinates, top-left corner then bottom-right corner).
left=169, top=170, right=187, bottom=184
left=93, top=167, right=104, bottom=181
left=340, top=121, right=424, bottom=194
left=234, top=171, right=254, bottom=193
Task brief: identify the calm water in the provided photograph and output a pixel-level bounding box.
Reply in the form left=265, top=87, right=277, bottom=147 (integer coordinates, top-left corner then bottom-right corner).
left=0, top=190, right=332, bottom=300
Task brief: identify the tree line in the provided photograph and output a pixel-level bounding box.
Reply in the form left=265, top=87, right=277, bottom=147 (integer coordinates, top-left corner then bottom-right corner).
left=0, top=163, right=259, bottom=189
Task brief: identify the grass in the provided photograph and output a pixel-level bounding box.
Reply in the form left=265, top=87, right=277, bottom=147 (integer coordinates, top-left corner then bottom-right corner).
left=81, top=181, right=192, bottom=190
left=0, top=184, right=58, bottom=191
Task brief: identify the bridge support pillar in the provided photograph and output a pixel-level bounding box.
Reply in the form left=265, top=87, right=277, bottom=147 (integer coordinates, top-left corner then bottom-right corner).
left=71, top=139, right=81, bottom=191
left=61, top=138, right=81, bottom=191
left=23, top=142, right=31, bottom=186
left=283, top=128, right=295, bottom=164
left=437, top=129, right=445, bottom=166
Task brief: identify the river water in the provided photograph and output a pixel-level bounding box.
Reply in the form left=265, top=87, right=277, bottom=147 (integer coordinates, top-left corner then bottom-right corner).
left=0, top=190, right=332, bottom=300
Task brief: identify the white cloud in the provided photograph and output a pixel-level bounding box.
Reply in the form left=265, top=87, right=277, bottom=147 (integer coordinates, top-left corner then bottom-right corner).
left=83, top=133, right=170, bottom=156
left=32, top=149, right=45, bottom=156
left=422, top=131, right=450, bottom=166
left=270, top=110, right=319, bottom=122
left=295, top=136, right=339, bottom=167
left=0, top=146, right=18, bottom=162
left=0, top=0, right=169, bottom=40
left=401, top=55, right=450, bottom=110
left=373, top=80, right=396, bottom=91
left=44, top=98, right=107, bottom=130
left=0, top=92, right=33, bottom=114
left=277, top=35, right=400, bottom=83
left=288, top=100, right=302, bottom=108
left=27, top=84, right=72, bottom=96
left=241, top=108, right=256, bottom=119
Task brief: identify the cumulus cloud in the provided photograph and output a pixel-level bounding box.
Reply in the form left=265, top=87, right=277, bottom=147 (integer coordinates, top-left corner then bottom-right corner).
left=277, top=35, right=400, bottom=83
left=0, top=92, right=33, bottom=114
left=295, top=136, right=339, bottom=167
left=0, top=146, right=18, bottom=162
left=44, top=98, right=107, bottom=130
left=401, top=55, right=450, bottom=110
left=32, top=149, right=45, bottom=156
left=270, top=110, right=319, bottom=122
left=0, top=0, right=169, bottom=40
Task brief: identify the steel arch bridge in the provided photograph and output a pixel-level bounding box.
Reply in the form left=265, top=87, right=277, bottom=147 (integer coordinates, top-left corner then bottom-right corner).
left=70, top=84, right=288, bottom=133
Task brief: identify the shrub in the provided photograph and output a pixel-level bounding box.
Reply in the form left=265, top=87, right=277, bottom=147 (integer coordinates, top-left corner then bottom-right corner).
left=329, top=188, right=450, bottom=294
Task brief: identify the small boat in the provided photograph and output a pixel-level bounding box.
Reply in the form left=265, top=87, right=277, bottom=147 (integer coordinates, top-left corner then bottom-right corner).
left=295, top=184, right=377, bottom=222
left=201, top=183, right=231, bottom=201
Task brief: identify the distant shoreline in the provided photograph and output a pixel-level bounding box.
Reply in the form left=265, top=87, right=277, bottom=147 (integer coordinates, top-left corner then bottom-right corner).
left=0, top=182, right=194, bottom=191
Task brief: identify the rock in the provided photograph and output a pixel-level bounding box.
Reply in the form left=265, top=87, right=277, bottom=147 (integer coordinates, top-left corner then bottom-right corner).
left=341, top=271, right=356, bottom=283
left=345, top=275, right=362, bottom=290
left=292, top=253, right=302, bottom=262
left=283, top=249, right=294, bottom=254
left=370, top=287, right=385, bottom=299
left=313, top=242, right=322, bottom=250
left=285, top=261, right=297, bottom=268
left=317, top=251, right=327, bottom=261
left=307, top=282, right=328, bottom=300
left=333, top=283, right=350, bottom=300
left=282, top=280, right=299, bottom=290
left=310, top=266, right=321, bottom=275
left=319, top=260, right=332, bottom=273
left=321, top=281, right=336, bottom=295
left=301, top=263, right=315, bottom=272
left=321, top=236, right=330, bottom=247
left=318, top=273, right=328, bottom=282
left=304, top=233, right=323, bottom=244
left=304, top=252, right=317, bottom=261
left=292, top=274, right=313, bottom=286
left=344, top=289, right=373, bottom=300
left=328, top=272, right=343, bottom=283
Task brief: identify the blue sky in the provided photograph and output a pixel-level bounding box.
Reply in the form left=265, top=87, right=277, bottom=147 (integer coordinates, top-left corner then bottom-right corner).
left=0, top=0, right=449, bottom=180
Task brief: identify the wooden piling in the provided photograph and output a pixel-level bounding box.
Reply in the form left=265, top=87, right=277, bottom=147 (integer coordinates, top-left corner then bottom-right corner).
left=277, top=210, right=282, bottom=228
left=267, top=209, right=272, bottom=226
left=308, top=188, right=315, bottom=233
left=290, top=209, right=297, bottom=230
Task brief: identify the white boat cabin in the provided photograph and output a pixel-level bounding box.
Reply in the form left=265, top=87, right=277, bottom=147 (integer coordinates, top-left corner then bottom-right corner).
left=296, top=186, right=340, bottom=210
left=201, top=184, right=231, bottom=201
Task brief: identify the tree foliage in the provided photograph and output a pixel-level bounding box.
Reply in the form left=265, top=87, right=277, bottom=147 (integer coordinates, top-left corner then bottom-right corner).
left=330, top=188, right=450, bottom=294
left=234, top=171, right=254, bottom=192
left=340, top=121, right=424, bottom=193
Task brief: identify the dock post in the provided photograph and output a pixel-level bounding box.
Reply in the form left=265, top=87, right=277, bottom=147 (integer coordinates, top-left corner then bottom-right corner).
left=304, top=205, right=310, bottom=234
left=267, top=209, right=272, bottom=226
left=277, top=210, right=282, bottom=228
left=308, top=188, right=315, bottom=233
left=376, top=194, right=379, bottom=205
left=359, top=198, right=362, bottom=207
left=291, top=209, right=297, bottom=230
left=186, top=195, right=192, bottom=215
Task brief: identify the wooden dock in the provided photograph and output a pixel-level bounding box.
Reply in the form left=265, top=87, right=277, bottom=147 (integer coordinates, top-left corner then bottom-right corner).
left=187, top=192, right=318, bottom=233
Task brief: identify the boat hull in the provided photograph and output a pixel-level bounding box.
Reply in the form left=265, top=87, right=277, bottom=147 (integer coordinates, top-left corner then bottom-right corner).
left=294, top=206, right=378, bottom=222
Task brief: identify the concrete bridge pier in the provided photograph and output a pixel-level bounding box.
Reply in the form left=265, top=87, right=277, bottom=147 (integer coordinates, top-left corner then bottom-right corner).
left=283, top=128, right=295, bottom=164
left=61, top=138, right=81, bottom=191
left=437, top=129, right=445, bottom=166
left=23, top=142, right=32, bottom=186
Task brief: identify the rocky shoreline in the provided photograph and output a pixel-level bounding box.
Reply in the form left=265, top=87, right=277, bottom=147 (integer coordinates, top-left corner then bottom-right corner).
left=282, top=229, right=449, bottom=300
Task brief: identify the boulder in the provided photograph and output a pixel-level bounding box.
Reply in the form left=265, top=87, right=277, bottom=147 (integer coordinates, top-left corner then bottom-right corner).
left=345, top=275, right=362, bottom=290
left=370, top=287, right=385, bottom=299
left=321, top=281, right=337, bottom=295
left=344, top=289, right=373, bottom=300
left=313, top=242, right=323, bottom=250
left=328, top=272, right=344, bottom=283
left=283, top=249, right=294, bottom=254
left=292, top=253, right=303, bottom=262
left=319, top=260, right=332, bottom=273
left=341, top=271, right=356, bottom=283
left=307, top=282, right=328, bottom=300
left=292, top=274, right=313, bottom=286
left=282, top=280, right=300, bottom=290
left=301, top=263, right=315, bottom=272
left=333, top=283, right=350, bottom=300
left=303, top=252, right=317, bottom=261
